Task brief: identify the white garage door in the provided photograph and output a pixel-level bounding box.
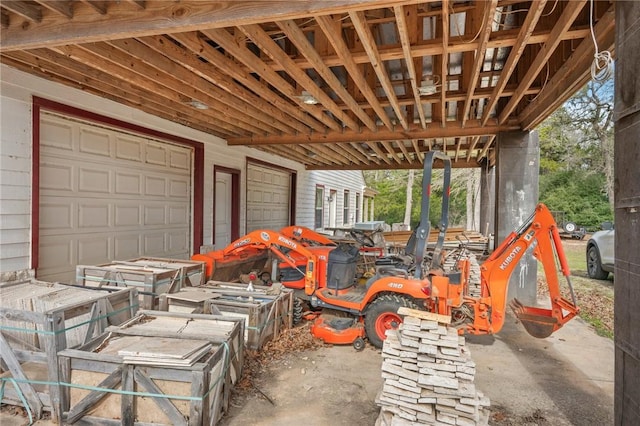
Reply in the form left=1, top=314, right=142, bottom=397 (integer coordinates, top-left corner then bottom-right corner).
left=246, top=163, right=291, bottom=232
left=38, top=113, right=192, bottom=282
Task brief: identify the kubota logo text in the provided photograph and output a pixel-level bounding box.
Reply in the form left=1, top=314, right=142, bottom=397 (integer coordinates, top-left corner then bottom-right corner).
left=499, top=246, right=522, bottom=270
left=234, top=238, right=251, bottom=248
left=277, top=236, right=297, bottom=249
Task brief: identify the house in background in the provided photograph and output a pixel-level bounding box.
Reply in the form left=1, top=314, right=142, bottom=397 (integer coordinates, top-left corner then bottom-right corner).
left=0, top=65, right=372, bottom=283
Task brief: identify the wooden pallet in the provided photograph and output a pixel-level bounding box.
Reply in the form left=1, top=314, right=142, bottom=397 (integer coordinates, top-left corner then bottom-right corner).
left=0, top=280, right=138, bottom=421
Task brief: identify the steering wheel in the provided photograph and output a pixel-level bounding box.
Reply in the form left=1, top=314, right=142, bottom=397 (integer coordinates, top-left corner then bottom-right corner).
left=349, top=229, right=376, bottom=247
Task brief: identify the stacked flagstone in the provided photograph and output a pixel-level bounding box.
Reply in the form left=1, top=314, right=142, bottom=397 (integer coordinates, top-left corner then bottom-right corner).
left=375, top=308, right=490, bottom=426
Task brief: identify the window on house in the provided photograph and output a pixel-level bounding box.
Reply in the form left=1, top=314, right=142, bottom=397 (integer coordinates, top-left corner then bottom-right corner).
left=355, top=193, right=361, bottom=223
left=343, top=190, right=350, bottom=225
left=315, top=186, right=324, bottom=229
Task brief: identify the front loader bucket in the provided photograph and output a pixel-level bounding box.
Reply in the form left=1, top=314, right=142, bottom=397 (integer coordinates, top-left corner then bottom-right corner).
left=509, top=299, right=559, bottom=338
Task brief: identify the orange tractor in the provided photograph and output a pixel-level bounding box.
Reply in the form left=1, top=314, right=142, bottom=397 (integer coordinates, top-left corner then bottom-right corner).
left=194, top=151, right=579, bottom=349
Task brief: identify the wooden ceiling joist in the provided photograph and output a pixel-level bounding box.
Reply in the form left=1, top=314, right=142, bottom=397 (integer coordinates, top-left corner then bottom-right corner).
left=0, top=1, right=614, bottom=170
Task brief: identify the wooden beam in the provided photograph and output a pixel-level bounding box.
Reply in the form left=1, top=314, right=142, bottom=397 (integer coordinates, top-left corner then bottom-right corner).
left=36, top=0, right=74, bottom=19
left=125, top=0, right=146, bottom=10
left=498, top=0, right=588, bottom=124
left=1, top=10, right=9, bottom=29
left=277, top=19, right=377, bottom=131
left=307, top=157, right=480, bottom=171
left=203, top=27, right=341, bottom=132
left=519, top=5, right=615, bottom=129
left=440, top=0, right=449, bottom=126
left=2, top=50, right=229, bottom=136
left=315, top=14, right=394, bottom=131
left=80, top=1, right=108, bottom=15
left=239, top=23, right=360, bottom=131
left=228, top=120, right=520, bottom=145
left=259, top=27, right=592, bottom=72
left=2, top=1, right=42, bottom=23
left=480, top=1, right=548, bottom=126
left=461, top=0, right=497, bottom=127
left=465, top=136, right=480, bottom=162
left=0, top=0, right=426, bottom=51
left=105, top=38, right=282, bottom=135
left=350, top=10, right=409, bottom=130
left=53, top=44, right=251, bottom=136
left=171, top=31, right=323, bottom=134
left=394, top=5, right=427, bottom=129
left=137, top=35, right=305, bottom=134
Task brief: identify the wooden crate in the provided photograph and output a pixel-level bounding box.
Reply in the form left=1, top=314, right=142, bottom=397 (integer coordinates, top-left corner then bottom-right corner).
left=125, top=257, right=206, bottom=288
left=0, top=280, right=138, bottom=421
left=202, top=285, right=293, bottom=350
left=58, top=332, right=227, bottom=426
left=105, top=311, right=244, bottom=415
left=76, top=258, right=203, bottom=309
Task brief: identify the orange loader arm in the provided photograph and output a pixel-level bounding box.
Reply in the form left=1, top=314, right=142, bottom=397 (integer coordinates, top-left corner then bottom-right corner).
left=193, top=230, right=319, bottom=295
left=466, top=203, right=579, bottom=338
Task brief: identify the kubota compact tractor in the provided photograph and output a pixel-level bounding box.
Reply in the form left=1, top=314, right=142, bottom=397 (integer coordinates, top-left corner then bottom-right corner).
left=194, top=151, right=579, bottom=349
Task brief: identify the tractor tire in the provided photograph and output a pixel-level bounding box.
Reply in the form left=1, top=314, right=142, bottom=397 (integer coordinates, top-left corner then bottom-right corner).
left=293, top=298, right=304, bottom=325
left=364, top=294, right=419, bottom=349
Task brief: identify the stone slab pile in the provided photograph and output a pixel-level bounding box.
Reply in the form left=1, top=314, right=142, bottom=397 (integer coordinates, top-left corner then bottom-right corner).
left=375, top=308, right=490, bottom=426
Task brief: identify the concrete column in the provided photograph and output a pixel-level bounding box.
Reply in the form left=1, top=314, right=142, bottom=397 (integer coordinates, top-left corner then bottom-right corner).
left=479, top=163, right=496, bottom=239
left=495, top=130, right=539, bottom=305
left=615, top=2, right=640, bottom=423
left=369, top=198, right=375, bottom=221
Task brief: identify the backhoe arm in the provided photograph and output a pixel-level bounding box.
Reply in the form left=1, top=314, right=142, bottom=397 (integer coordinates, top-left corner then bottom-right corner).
left=469, top=204, right=579, bottom=337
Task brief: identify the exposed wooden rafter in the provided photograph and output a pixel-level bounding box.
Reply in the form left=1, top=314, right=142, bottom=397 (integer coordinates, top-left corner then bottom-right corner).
left=0, top=0, right=615, bottom=170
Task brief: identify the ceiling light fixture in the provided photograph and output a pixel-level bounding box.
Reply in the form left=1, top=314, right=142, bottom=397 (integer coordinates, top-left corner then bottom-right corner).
left=418, top=75, right=441, bottom=96
left=299, top=91, right=319, bottom=105
left=187, top=99, right=209, bottom=110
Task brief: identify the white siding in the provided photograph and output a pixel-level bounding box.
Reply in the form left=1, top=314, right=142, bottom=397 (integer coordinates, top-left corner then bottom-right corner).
left=0, top=88, right=32, bottom=272
left=295, top=170, right=366, bottom=230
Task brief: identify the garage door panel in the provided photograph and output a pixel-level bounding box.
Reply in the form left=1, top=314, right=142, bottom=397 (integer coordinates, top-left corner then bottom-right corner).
left=145, top=176, right=167, bottom=197
left=38, top=113, right=192, bottom=282
left=246, top=164, right=290, bottom=232
left=169, top=178, right=189, bottom=198
left=115, top=136, right=143, bottom=162
left=168, top=231, right=189, bottom=253
left=115, top=235, right=141, bottom=259
left=79, top=128, right=111, bottom=157
left=146, top=144, right=167, bottom=166
left=169, top=205, right=188, bottom=225
left=41, top=162, right=73, bottom=191
left=78, top=168, right=111, bottom=193
left=78, top=236, right=111, bottom=265
left=40, top=203, right=73, bottom=230
left=115, top=172, right=142, bottom=195
left=170, top=150, right=190, bottom=170
left=41, top=118, right=73, bottom=150
left=144, top=233, right=166, bottom=254
left=143, top=205, right=166, bottom=226
left=115, top=204, right=140, bottom=227
left=39, top=239, right=73, bottom=271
